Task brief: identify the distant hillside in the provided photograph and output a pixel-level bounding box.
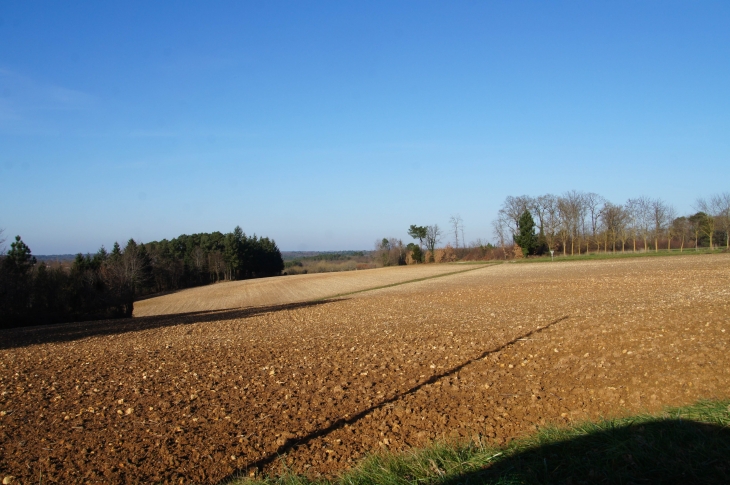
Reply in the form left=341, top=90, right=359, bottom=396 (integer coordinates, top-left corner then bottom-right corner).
left=34, top=254, right=77, bottom=263
left=281, top=250, right=368, bottom=261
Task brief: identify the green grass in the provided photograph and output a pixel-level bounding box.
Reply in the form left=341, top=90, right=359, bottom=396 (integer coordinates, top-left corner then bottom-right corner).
left=232, top=399, right=730, bottom=485
left=513, top=247, right=725, bottom=264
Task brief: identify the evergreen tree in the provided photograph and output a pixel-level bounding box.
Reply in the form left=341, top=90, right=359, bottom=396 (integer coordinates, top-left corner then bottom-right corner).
left=3, top=236, right=36, bottom=275
left=110, top=242, right=122, bottom=262
left=514, top=210, right=538, bottom=256
left=407, top=225, right=427, bottom=262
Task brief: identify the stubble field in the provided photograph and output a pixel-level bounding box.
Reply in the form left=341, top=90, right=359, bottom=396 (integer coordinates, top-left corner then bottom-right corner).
left=1, top=254, right=729, bottom=484
left=133, top=263, right=475, bottom=317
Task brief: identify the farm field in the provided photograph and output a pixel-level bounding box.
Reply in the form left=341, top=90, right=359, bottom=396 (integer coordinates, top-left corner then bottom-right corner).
left=134, top=263, right=480, bottom=317
left=1, top=254, right=729, bottom=484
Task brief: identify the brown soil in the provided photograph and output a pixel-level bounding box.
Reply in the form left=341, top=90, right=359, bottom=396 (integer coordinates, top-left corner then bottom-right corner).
left=1, top=255, right=729, bottom=484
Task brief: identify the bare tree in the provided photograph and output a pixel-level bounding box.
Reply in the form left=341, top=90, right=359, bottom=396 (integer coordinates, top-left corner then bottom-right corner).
left=536, top=194, right=560, bottom=252
left=626, top=196, right=652, bottom=251
left=192, top=246, right=206, bottom=273
left=448, top=215, right=463, bottom=248
left=558, top=191, right=584, bottom=256
left=425, top=225, right=442, bottom=261
left=0, top=228, right=5, bottom=254
left=375, top=238, right=406, bottom=266
left=671, top=217, right=690, bottom=252
left=617, top=214, right=631, bottom=252
left=583, top=193, right=605, bottom=253
left=713, top=192, right=730, bottom=249
left=694, top=198, right=718, bottom=249
left=498, top=195, right=532, bottom=236
left=650, top=198, right=671, bottom=252
left=460, top=222, right=465, bottom=250
left=208, top=250, right=225, bottom=281
left=600, top=202, right=627, bottom=252
left=624, top=199, right=639, bottom=252
left=664, top=205, right=677, bottom=250
left=491, top=217, right=508, bottom=257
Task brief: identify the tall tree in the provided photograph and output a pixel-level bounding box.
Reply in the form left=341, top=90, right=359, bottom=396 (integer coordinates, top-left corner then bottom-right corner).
left=600, top=203, right=626, bottom=252
left=688, top=212, right=708, bottom=249
left=448, top=215, right=463, bottom=248
left=424, top=225, right=442, bottom=262
left=694, top=199, right=717, bottom=249
left=536, top=194, right=560, bottom=252
left=3, top=236, right=37, bottom=275
left=513, top=210, right=538, bottom=256
left=633, top=197, right=653, bottom=251
left=407, top=225, right=427, bottom=250
left=491, top=217, right=509, bottom=257
left=499, top=195, right=532, bottom=236
left=650, top=199, right=671, bottom=252
left=712, top=192, right=730, bottom=249
left=0, top=236, right=37, bottom=324
left=671, top=216, right=690, bottom=252
left=583, top=193, right=605, bottom=253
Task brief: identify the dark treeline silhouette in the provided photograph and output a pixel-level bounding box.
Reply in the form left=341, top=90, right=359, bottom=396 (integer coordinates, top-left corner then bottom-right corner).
left=0, top=226, right=283, bottom=329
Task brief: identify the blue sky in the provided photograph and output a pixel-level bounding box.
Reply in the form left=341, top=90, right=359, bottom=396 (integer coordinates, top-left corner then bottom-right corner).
left=1, top=1, right=728, bottom=254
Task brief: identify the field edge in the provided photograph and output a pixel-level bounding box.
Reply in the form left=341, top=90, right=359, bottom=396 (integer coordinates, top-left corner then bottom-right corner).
left=231, top=398, right=730, bottom=485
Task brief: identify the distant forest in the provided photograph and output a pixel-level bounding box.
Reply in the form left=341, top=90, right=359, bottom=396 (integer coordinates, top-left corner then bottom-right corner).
left=0, top=226, right=283, bottom=328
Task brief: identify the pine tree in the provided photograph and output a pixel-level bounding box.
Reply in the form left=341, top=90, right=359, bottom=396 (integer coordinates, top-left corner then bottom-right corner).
left=514, top=210, right=538, bottom=256
left=3, top=236, right=36, bottom=275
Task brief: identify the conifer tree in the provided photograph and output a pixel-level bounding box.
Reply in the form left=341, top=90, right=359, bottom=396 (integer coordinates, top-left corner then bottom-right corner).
left=514, top=210, right=538, bottom=256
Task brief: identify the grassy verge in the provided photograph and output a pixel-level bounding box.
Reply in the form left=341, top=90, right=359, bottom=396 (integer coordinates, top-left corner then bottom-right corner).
left=316, top=262, right=500, bottom=300
left=514, top=248, right=726, bottom=264
left=233, top=399, right=730, bottom=485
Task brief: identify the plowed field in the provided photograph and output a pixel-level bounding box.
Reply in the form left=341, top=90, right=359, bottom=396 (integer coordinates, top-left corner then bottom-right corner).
left=1, top=255, right=729, bottom=484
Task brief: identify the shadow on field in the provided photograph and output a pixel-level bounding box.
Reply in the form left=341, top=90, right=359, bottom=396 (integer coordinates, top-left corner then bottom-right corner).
left=0, top=299, right=344, bottom=350
left=221, top=316, right=570, bottom=482
left=440, top=418, right=730, bottom=485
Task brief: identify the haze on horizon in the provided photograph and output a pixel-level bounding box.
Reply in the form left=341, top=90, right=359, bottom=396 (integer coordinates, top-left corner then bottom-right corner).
left=1, top=1, right=728, bottom=255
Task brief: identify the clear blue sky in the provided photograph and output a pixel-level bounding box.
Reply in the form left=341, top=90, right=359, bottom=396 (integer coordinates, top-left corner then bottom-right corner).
left=1, top=1, right=728, bottom=254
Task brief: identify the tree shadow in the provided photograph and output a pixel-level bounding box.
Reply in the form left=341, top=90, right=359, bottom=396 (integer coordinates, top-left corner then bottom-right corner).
left=0, top=299, right=344, bottom=350
left=216, top=316, right=570, bottom=483
left=440, top=418, right=730, bottom=485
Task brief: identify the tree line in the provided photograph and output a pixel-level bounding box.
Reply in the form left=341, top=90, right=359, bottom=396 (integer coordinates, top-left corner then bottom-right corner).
left=493, top=192, right=730, bottom=257
left=0, top=226, right=283, bottom=328
left=375, top=225, right=447, bottom=265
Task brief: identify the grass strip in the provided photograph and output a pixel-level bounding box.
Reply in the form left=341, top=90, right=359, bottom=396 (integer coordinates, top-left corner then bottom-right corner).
left=513, top=248, right=726, bottom=264
left=233, top=399, right=730, bottom=485
left=316, top=263, right=501, bottom=301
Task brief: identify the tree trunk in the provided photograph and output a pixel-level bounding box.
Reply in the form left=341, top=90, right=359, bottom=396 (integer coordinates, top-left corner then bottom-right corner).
left=655, top=238, right=658, bottom=252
